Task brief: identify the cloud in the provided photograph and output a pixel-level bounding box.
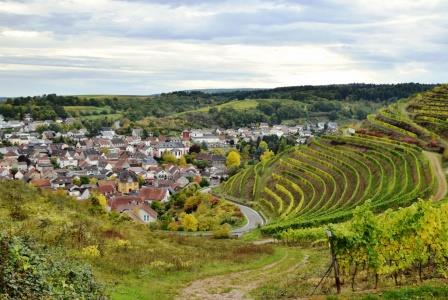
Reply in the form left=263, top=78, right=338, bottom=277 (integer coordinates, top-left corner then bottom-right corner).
left=0, top=0, right=446, bottom=96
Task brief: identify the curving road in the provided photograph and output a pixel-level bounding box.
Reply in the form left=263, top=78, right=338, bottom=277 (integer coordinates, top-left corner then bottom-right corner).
left=200, top=187, right=265, bottom=236
left=231, top=202, right=265, bottom=236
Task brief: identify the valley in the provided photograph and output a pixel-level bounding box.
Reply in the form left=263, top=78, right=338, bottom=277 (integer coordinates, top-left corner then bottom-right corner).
left=1, top=84, right=448, bottom=299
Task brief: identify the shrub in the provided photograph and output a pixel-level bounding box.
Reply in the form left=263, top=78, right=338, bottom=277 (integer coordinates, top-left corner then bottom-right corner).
left=81, top=245, right=101, bottom=258
left=0, top=234, right=104, bottom=299
left=213, top=224, right=231, bottom=239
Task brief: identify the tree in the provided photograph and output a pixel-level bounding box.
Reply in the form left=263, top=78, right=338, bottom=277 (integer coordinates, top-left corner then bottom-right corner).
left=162, top=151, right=177, bottom=164
left=90, top=192, right=107, bottom=207
left=199, top=177, right=209, bottom=188
left=259, top=140, right=269, bottom=153
left=72, top=178, right=81, bottom=186
left=260, top=150, right=274, bottom=162
left=80, top=176, right=90, bottom=185
left=178, top=156, right=187, bottom=167
left=182, top=214, right=198, bottom=232
left=226, top=150, right=241, bottom=170
left=189, top=144, right=201, bottom=154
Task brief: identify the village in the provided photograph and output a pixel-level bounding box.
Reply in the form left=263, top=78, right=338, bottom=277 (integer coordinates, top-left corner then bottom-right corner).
left=0, top=113, right=339, bottom=224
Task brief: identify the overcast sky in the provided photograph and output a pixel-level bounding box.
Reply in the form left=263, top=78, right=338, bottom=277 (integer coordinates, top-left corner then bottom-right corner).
left=0, top=0, right=447, bottom=96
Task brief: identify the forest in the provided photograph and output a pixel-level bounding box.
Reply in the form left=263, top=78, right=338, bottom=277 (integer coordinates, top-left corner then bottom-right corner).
left=0, top=84, right=436, bottom=132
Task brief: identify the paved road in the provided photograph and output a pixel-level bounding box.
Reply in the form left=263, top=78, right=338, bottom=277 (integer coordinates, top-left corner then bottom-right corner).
left=231, top=202, right=265, bottom=236
left=199, top=187, right=265, bottom=236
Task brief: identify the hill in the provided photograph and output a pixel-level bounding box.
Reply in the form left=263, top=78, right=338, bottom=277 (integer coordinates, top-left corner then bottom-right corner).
left=218, top=134, right=436, bottom=233
left=365, top=84, right=448, bottom=149
left=0, top=84, right=436, bottom=134
left=0, top=180, right=279, bottom=299
left=218, top=84, right=448, bottom=234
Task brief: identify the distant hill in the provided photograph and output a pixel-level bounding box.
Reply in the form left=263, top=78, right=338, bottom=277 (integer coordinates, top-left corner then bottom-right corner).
left=184, top=88, right=265, bottom=94
left=0, top=83, right=437, bottom=133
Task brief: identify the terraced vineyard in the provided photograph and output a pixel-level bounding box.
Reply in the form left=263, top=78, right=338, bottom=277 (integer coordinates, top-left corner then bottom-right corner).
left=218, top=134, right=436, bottom=233
left=366, top=84, right=448, bottom=149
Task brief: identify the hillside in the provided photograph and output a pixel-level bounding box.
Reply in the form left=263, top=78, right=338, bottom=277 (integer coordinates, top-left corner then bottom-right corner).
left=0, top=180, right=280, bottom=299
left=218, top=84, right=448, bottom=234
left=365, top=84, right=448, bottom=149
left=218, top=134, right=436, bottom=233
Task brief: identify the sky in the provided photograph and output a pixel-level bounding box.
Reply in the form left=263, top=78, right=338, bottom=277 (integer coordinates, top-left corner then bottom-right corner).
left=0, top=0, right=447, bottom=96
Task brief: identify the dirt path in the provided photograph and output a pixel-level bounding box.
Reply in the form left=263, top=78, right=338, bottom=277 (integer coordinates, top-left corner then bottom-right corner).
left=423, top=151, right=447, bottom=201
left=176, top=251, right=308, bottom=300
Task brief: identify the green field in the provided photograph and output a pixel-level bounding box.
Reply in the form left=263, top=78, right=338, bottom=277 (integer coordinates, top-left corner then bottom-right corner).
left=64, top=105, right=113, bottom=114
left=174, top=98, right=301, bottom=116
left=79, top=113, right=123, bottom=121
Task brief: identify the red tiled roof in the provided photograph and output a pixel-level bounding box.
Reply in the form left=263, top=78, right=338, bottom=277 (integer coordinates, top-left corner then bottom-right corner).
left=138, top=187, right=168, bottom=201
left=30, top=178, right=51, bottom=188
left=98, top=184, right=116, bottom=195
left=98, top=180, right=115, bottom=187
left=109, top=195, right=141, bottom=211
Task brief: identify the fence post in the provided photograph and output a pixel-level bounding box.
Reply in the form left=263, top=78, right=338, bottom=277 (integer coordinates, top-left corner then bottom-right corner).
left=327, top=230, right=341, bottom=294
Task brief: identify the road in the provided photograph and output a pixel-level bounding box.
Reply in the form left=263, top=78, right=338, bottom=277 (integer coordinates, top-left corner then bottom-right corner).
left=423, top=151, right=447, bottom=201
left=230, top=203, right=265, bottom=236
left=200, top=187, right=265, bottom=237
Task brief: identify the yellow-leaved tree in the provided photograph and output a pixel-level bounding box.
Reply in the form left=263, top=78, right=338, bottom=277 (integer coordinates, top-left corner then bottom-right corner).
left=260, top=150, right=274, bottom=162
left=182, top=214, right=199, bottom=232
left=226, top=150, right=241, bottom=170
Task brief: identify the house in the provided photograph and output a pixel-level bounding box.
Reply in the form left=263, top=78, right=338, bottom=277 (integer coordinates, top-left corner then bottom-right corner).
left=108, top=196, right=158, bottom=223
left=17, top=161, right=28, bottom=172
left=132, top=204, right=158, bottom=223
left=117, top=170, right=139, bottom=193
left=101, top=128, right=116, bottom=139
left=30, top=178, right=51, bottom=189
left=175, top=176, right=190, bottom=188
left=153, top=141, right=188, bottom=159
left=68, top=185, right=91, bottom=200
left=139, top=186, right=170, bottom=203
left=97, top=182, right=117, bottom=197
left=132, top=128, right=143, bottom=138
left=51, top=177, right=71, bottom=189
left=14, top=171, right=24, bottom=180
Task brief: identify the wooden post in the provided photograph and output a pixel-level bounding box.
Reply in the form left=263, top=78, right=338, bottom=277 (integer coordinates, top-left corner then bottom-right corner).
left=327, top=230, right=341, bottom=294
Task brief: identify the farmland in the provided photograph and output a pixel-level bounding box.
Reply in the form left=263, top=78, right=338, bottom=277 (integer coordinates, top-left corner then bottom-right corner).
left=218, top=134, right=436, bottom=233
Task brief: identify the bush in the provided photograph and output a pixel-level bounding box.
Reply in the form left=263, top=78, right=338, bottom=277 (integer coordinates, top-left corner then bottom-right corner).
left=213, top=224, right=231, bottom=239
left=0, top=234, right=104, bottom=299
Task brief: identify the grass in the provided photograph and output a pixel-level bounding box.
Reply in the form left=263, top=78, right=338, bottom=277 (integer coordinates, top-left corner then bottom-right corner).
left=0, top=181, right=280, bottom=300
left=109, top=245, right=287, bottom=300
left=64, top=105, right=113, bottom=113
left=173, top=98, right=300, bottom=116
left=79, top=113, right=123, bottom=121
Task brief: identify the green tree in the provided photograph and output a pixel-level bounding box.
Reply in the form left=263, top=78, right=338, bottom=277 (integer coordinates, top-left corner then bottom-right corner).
left=178, top=156, right=187, bottom=167
left=259, top=140, right=269, bottom=153
left=162, top=151, right=177, bottom=164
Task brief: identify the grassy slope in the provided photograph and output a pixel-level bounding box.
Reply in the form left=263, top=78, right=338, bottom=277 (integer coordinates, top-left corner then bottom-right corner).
left=0, top=181, right=282, bottom=300
left=173, top=98, right=300, bottom=116
left=64, top=105, right=113, bottom=113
